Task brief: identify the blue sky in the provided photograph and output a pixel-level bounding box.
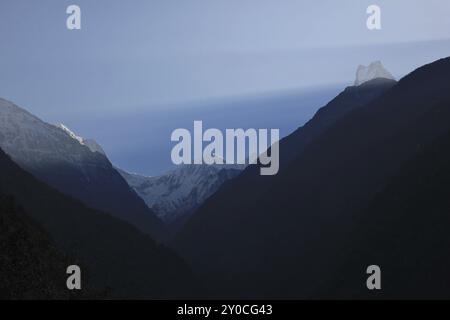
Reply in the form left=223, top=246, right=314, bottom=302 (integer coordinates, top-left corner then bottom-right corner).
left=1, top=1, right=450, bottom=114
left=1, top=1, right=450, bottom=174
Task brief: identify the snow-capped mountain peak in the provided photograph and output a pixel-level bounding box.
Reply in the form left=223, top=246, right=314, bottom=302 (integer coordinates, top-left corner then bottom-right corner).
left=59, top=123, right=106, bottom=155
left=59, top=123, right=84, bottom=144
left=118, top=163, right=244, bottom=225
left=354, top=61, right=395, bottom=86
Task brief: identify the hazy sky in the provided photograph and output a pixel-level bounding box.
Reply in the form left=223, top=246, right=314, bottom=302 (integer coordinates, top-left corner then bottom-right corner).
left=1, top=0, right=450, bottom=117
left=1, top=1, right=450, bottom=174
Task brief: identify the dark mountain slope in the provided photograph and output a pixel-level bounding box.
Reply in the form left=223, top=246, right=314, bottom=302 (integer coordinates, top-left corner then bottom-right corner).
left=0, top=148, right=197, bottom=298
left=0, top=195, right=76, bottom=299
left=213, top=78, right=397, bottom=200
left=281, top=77, right=397, bottom=166
left=31, top=155, right=166, bottom=240
left=324, top=128, right=450, bottom=299
left=175, top=57, right=450, bottom=298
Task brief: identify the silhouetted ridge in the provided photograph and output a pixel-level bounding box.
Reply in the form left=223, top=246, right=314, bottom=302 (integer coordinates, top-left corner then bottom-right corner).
left=175, top=56, right=450, bottom=298
left=0, top=148, right=198, bottom=298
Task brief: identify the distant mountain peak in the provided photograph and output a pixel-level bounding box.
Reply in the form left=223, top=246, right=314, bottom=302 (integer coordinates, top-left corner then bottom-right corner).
left=118, top=163, right=243, bottom=225
left=354, top=61, right=395, bottom=86
left=59, top=123, right=105, bottom=155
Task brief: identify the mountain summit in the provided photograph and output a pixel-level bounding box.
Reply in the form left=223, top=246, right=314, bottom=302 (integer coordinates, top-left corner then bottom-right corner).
left=354, top=61, right=395, bottom=86
left=59, top=123, right=106, bottom=156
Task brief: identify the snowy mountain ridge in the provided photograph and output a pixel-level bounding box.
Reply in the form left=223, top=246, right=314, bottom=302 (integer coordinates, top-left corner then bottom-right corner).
left=0, top=97, right=164, bottom=238
left=59, top=123, right=106, bottom=155
left=0, top=98, right=104, bottom=169
left=118, top=163, right=244, bottom=224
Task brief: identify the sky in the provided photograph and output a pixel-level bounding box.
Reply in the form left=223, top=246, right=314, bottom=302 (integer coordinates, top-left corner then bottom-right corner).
left=1, top=1, right=450, bottom=174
